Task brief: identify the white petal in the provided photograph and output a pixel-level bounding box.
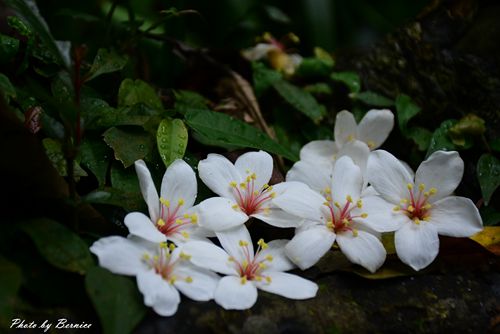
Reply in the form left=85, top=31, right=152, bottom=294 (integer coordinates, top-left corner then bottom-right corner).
left=395, top=222, right=439, bottom=271
left=134, top=160, right=160, bottom=222
left=160, top=159, right=197, bottom=210
left=331, top=156, right=363, bottom=204
left=357, top=109, right=394, bottom=150
left=216, top=225, right=254, bottom=263
left=174, top=264, right=219, bottom=301
left=90, top=236, right=146, bottom=276
left=286, top=160, right=332, bottom=192
left=256, top=272, right=318, bottom=299
left=273, top=185, right=327, bottom=222
left=415, top=151, right=464, bottom=202
left=299, top=140, right=338, bottom=163
left=257, top=239, right=295, bottom=272
left=124, top=212, right=166, bottom=243
left=234, top=151, right=273, bottom=191
left=360, top=196, right=407, bottom=232
left=367, top=150, right=413, bottom=204
left=198, top=154, right=241, bottom=199
left=285, top=226, right=335, bottom=270
left=182, top=240, right=237, bottom=275
left=429, top=196, right=483, bottom=237
left=242, top=43, right=277, bottom=61
left=252, top=206, right=303, bottom=228
left=334, top=110, right=358, bottom=147
left=214, top=276, right=258, bottom=310
left=137, top=270, right=180, bottom=316
left=196, top=197, right=248, bottom=231
left=336, top=230, right=386, bottom=273
left=337, top=140, right=370, bottom=177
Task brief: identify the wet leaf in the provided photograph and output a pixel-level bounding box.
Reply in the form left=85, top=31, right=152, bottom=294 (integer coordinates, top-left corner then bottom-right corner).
left=348, top=262, right=416, bottom=280
left=426, top=119, right=458, bottom=156
left=252, top=61, right=282, bottom=97
left=85, top=267, right=147, bottom=334
left=406, top=127, right=432, bottom=151
left=351, top=91, right=394, bottom=107
left=185, top=109, right=298, bottom=161
left=103, top=127, right=154, bottom=168
left=174, top=90, right=210, bottom=113
left=273, top=80, right=325, bottom=123
left=304, top=82, right=332, bottom=95
left=477, top=154, right=500, bottom=206
left=84, top=187, right=144, bottom=211
left=295, top=57, right=333, bottom=77
left=118, top=78, right=162, bottom=110
left=469, top=227, right=500, bottom=255
left=331, top=71, right=361, bottom=93
left=0, top=33, right=19, bottom=63
left=157, top=118, right=188, bottom=167
left=85, top=48, right=128, bottom=82
left=0, top=257, right=22, bottom=328
left=395, top=94, right=420, bottom=131
left=480, top=206, right=500, bottom=226
left=42, top=138, right=88, bottom=177
left=20, top=218, right=94, bottom=274
left=0, top=73, right=16, bottom=100
left=80, top=137, right=110, bottom=187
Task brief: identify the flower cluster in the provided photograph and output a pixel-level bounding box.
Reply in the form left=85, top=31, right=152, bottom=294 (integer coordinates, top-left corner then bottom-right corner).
left=90, top=109, right=483, bottom=316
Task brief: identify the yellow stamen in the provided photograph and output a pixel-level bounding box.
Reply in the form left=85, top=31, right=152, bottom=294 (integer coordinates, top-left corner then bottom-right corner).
left=326, top=221, right=334, bottom=229
left=160, top=198, right=170, bottom=207
left=242, top=260, right=248, bottom=269
left=419, top=183, right=425, bottom=191
left=191, top=214, right=198, bottom=223
left=232, top=204, right=240, bottom=210
left=142, top=253, right=150, bottom=261
left=257, top=239, right=268, bottom=249
left=407, top=183, right=414, bottom=190
left=269, top=192, right=276, bottom=198
left=254, top=276, right=262, bottom=282
left=400, top=199, right=409, bottom=204
left=347, top=134, right=355, bottom=141
left=241, top=276, right=247, bottom=285
left=240, top=183, right=247, bottom=189
left=159, top=242, right=168, bottom=249
left=179, top=252, right=191, bottom=261
left=346, top=195, right=353, bottom=203
left=356, top=199, right=363, bottom=208
left=157, top=219, right=166, bottom=227
left=181, top=231, right=190, bottom=239
left=230, top=181, right=237, bottom=187
left=423, top=204, right=432, bottom=210
left=393, top=206, right=401, bottom=212
left=367, top=140, right=376, bottom=149
left=414, top=218, right=420, bottom=225
left=407, top=205, right=415, bottom=212
left=169, top=276, right=177, bottom=284
left=265, top=276, right=272, bottom=283
left=429, top=188, right=437, bottom=195
left=175, top=219, right=184, bottom=225
left=266, top=255, right=273, bottom=262
left=228, top=256, right=235, bottom=262
left=185, top=276, right=193, bottom=283
left=259, top=263, right=267, bottom=269
left=324, top=187, right=332, bottom=194
left=251, top=173, right=257, bottom=180
left=361, top=213, right=368, bottom=218
left=343, top=218, right=350, bottom=226
left=178, top=198, right=185, bottom=206
left=239, top=240, right=249, bottom=247
left=352, top=229, right=359, bottom=237
left=168, top=243, right=176, bottom=251
left=334, top=202, right=341, bottom=208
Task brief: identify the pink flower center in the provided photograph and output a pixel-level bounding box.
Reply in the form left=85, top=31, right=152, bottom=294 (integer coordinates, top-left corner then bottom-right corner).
left=230, top=239, right=274, bottom=284
left=229, top=173, right=276, bottom=215
left=394, top=183, right=436, bottom=224
left=142, top=244, right=193, bottom=284
left=156, top=198, right=198, bottom=239
left=322, top=190, right=367, bottom=236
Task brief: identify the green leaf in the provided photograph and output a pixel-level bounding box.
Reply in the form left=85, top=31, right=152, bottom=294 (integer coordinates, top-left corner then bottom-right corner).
left=406, top=127, right=432, bottom=151
left=80, top=138, right=110, bottom=187
left=0, top=73, right=16, bottom=100
left=252, top=62, right=282, bottom=97
left=477, top=154, right=500, bottom=206
left=42, top=138, right=88, bottom=178
left=273, top=80, right=325, bottom=123
left=480, top=206, right=500, bottom=226
left=491, top=138, right=500, bottom=153
left=295, top=57, right=333, bottom=77
left=84, top=187, right=143, bottom=211
left=174, top=90, right=210, bottom=111
left=426, top=119, right=458, bottom=156
left=5, top=0, right=67, bottom=67
left=157, top=118, right=188, bottom=167
left=448, top=114, right=485, bottom=147
left=304, top=82, right=332, bottom=95
left=352, top=91, right=394, bottom=107
left=184, top=109, right=298, bottom=161
left=86, top=267, right=147, bottom=334
left=395, top=94, right=420, bottom=131
left=0, top=257, right=22, bottom=328
left=103, top=127, right=154, bottom=168
left=85, top=48, right=128, bottom=82
left=331, top=71, right=361, bottom=93
left=20, top=218, right=94, bottom=274
left=0, top=33, right=20, bottom=63
left=118, top=78, right=162, bottom=110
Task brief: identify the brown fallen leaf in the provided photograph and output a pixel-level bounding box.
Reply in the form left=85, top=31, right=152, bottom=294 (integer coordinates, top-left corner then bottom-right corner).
left=469, top=227, right=500, bottom=256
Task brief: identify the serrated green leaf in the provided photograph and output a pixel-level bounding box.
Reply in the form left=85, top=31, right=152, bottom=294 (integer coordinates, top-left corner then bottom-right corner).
left=406, top=126, right=432, bottom=151
left=0, top=33, right=20, bottom=63
left=477, top=154, right=500, bottom=206
left=51, top=70, right=74, bottom=103
left=0, top=257, right=22, bottom=329
left=157, top=118, right=188, bottom=167
left=80, top=138, right=110, bottom=187
left=184, top=109, right=298, bottom=161
left=0, top=73, right=16, bottom=99
left=118, top=78, right=162, bottom=110
left=295, top=57, right=333, bottom=77
left=252, top=62, right=282, bottom=97
left=395, top=94, right=420, bottom=131
left=352, top=91, right=394, bottom=107
left=426, top=119, right=458, bottom=156
left=103, top=127, right=154, bottom=168
left=20, top=219, right=94, bottom=274
left=86, top=267, right=147, bottom=334
left=85, top=48, right=128, bottom=82
left=174, top=90, right=209, bottom=111
left=273, top=80, right=325, bottom=123
left=331, top=71, right=361, bottom=93
left=42, top=138, right=87, bottom=177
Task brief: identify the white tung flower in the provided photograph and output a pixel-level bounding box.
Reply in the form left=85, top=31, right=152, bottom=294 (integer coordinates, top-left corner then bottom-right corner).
left=183, top=225, right=318, bottom=310
left=197, top=151, right=301, bottom=231
left=367, top=150, right=483, bottom=270
left=90, top=237, right=219, bottom=316
left=300, top=109, right=394, bottom=168
left=274, top=156, right=391, bottom=273
left=124, top=159, right=211, bottom=244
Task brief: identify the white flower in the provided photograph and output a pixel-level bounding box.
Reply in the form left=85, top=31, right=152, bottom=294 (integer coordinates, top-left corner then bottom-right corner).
left=274, top=156, right=391, bottom=273
left=300, top=109, right=394, bottom=168
left=367, top=150, right=483, bottom=270
left=124, top=159, right=210, bottom=244
left=90, top=237, right=219, bottom=316
left=183, top=225, right=318, bottom=310
left=197, top=151, right=300, bottom=231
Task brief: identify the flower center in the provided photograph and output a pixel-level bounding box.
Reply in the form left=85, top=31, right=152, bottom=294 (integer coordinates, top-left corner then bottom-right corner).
left=156, top=198, right=198, bottom=239
left=393, top=183, right=437, bottom=224
left=322, top=189, right=367, bottom=236
left=229, top=172, right=276, bottom=215
left=142, top=243, right=193, bottom=284
left=229, top=239, right=274, bottom=285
